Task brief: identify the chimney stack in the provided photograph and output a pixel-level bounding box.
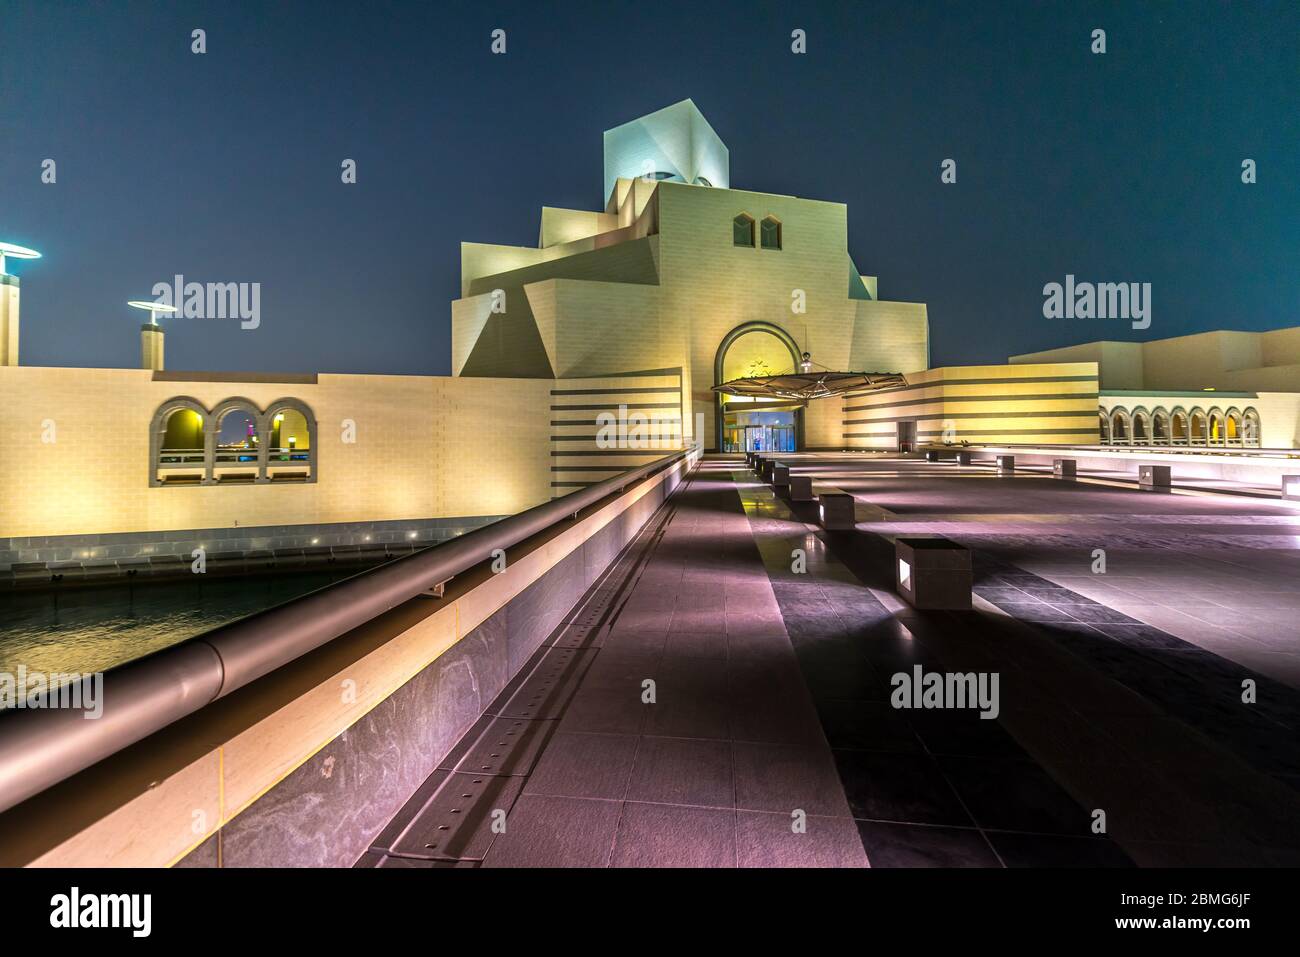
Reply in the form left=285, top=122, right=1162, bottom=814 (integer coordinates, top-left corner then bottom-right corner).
left=128, top=300, right=177, bottom=372
left=0, top=276, right=18, bottom=367
left=141, top=323, right=165, bottom=371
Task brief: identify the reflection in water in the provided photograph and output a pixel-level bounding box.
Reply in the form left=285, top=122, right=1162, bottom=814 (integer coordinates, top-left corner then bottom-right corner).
left=0, top=570, right=367, bottom=678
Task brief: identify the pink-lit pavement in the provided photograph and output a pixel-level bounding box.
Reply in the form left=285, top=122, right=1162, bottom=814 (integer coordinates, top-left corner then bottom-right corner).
left=362, top=455, right=1300, bottom=868
left=788, top=453, right=1300, bottom=688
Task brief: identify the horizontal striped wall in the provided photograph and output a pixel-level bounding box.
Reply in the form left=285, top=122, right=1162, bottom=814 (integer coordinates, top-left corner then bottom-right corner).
left=550, top=368, right=686, bottom=494
left=842, top=362, right=1101, bottom=449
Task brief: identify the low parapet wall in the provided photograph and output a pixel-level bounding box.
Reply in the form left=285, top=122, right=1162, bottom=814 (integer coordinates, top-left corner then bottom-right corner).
left=973, top=445, right=1299, bottom=490
left=0, top=450, right=697, bottom=867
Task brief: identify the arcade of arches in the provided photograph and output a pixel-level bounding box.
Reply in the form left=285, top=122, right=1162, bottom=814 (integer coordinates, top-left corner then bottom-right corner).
left=1099, top=404, right=1261, bottom=448
left=151, top=397, right=317, bottom=486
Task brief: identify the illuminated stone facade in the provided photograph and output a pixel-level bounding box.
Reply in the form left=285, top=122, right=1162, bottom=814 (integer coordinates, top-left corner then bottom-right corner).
left=5, top=100, right=1298, bottom=562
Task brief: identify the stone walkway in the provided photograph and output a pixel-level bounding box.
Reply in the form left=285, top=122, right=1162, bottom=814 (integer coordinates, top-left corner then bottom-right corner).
left=360, top=455, right=1300, bottom=868
left=792, top=453, right=1300, bottom=687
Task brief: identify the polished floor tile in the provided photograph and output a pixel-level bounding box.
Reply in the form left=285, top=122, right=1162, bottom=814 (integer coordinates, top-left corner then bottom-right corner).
left=624, top=736, right=734, bottom=809
left=856, top=821, right=1001, bottom=868
left=610, top=802, right=737, bottom=868
left=834, top=750, right=973, bottom=826
left=523, top=732, right=639, bottom=801
left=481, top=795, right=623, bottom=868
left=732, top=740, right=852, bottom=817
left=736, top=811, right=868, bottom=868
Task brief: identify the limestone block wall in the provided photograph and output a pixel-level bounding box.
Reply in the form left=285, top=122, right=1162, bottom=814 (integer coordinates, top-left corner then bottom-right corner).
left=0, top=367, right=553, bottom=539
left=803, top=396, right=843, bottom=449
left=451, top=178, right=936, bottom=452
left=849, top=300, right=929, bottom=375
left=549, top=369, right=687, bottom=494
left=1011, top=341, right=1142, bottom=390
left=454, top=235, right=661, bottom=380
left=1252, top=392, right=1300, bottom=448
left=843, top=362, right=1100, bottom=449
left=527, top=279, right=678, bottom=380
left=539, top=207, right=619, bottom=248
left=1012, top=327, right=1300, bottom=397
left=656, top=182, right=866, bottom=450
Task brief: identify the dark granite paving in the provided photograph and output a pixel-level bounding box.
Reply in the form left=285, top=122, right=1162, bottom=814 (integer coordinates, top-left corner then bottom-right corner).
left=765, top=455, right=1300, bottom=866
left=968, top=556, right=1300, bottom=781
left=360, top=456, right=1300, bottom=868
left=361, top=460, right=866, bottom=868
left=791, top=455, right=1300, bottom=686
left=738, top=474, right=1133, bottom=867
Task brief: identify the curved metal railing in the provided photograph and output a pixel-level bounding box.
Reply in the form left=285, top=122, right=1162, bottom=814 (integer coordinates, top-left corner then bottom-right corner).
left=0, top=449, right=694, bottom=813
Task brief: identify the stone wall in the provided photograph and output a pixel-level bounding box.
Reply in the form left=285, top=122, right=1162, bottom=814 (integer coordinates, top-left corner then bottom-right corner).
left=0, top=366, right=553, bottom=540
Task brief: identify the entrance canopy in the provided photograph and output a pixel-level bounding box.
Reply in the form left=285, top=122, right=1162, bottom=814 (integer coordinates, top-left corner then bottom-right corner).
left=713, top=370, right=906, bottom=402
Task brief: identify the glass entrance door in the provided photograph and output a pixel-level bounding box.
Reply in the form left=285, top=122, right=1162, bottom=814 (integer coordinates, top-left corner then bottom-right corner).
left=722, top=413, right=798, bottom=452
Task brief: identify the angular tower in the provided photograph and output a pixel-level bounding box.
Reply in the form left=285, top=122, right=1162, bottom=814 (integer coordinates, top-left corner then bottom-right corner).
left=602, top=99, right=729, bottom=204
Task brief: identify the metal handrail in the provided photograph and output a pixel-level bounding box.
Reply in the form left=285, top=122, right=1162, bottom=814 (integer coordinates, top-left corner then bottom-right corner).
left=968, top=442, right=1297, bottom=459
left=0, top=448, right=694, bottom=813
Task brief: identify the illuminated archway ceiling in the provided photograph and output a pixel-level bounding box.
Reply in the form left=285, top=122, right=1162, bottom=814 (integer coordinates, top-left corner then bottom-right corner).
left=713, top=371, right=907, bottom=401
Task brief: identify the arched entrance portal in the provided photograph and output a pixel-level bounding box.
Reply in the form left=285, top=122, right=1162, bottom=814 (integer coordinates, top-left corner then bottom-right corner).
left=713, top=321, right=805, bottom=452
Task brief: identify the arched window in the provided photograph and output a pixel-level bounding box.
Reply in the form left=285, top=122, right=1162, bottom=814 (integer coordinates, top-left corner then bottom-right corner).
left=1224, top=408, right=1242, bottom=446
left=1110, top=409, right=1130, bottom=444
left=760, top=215, right=782, bottom=250
left=1170, top=409, right=1188, bottom=446
left=1242, top=407, right=1261, bottom=447
left=1098, top=412, right=1112, bottom=445
left=212, top=399, right=262, bottom=483
left=1152, top=408, right=1170, bottom=444
left=150, top=396, right=318, bottom=487
left=1132, top=408, right=1150, bottom=445
left=1207, top=408, right=1226, bottom=446
left=1189, top=409, right=1208, bottom=445
left=151, top=398, right=209, bottom=486
left=733, top=213, right=755, bottom=247
left=264, top=399, right=317, bottom=483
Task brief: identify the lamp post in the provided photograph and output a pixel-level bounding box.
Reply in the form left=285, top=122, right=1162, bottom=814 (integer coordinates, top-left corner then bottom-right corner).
left=128, top=300, right=178, bottom=371
left=0, top=242, right=42, bottom=367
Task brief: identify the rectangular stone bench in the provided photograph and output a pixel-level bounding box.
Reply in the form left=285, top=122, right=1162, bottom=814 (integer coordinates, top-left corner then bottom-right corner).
left=1053, top=458, right=1077, bottom=479
left=955, top=451, right=972, bottom=465
left=817, top=490, right=856, bottom=530
left=789, top=475, right=814, bottom=501
left=770, top=462, right=790, bottom=488
left=1139, top=464, right=1172, bottom=490
left=996, top=454, right=1015, bottom=473
left=895, top=537, right=972, bottom=610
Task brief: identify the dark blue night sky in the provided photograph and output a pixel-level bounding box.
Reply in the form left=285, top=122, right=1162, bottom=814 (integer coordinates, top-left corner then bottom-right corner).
left=3, top=0, right=1296, bottom=376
